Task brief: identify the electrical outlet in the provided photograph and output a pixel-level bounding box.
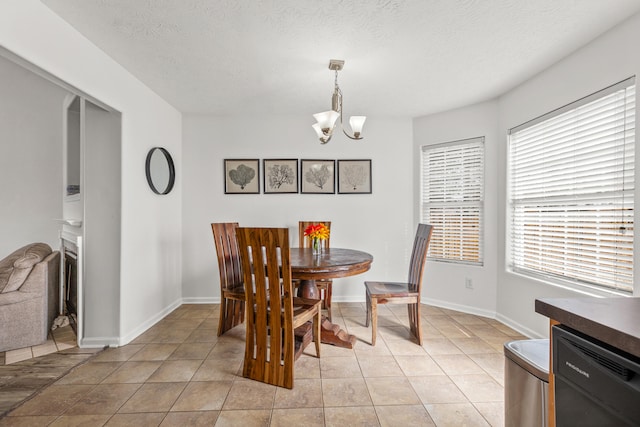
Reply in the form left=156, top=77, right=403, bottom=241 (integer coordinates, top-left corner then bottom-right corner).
left=465, top=278, right=473, bottom=289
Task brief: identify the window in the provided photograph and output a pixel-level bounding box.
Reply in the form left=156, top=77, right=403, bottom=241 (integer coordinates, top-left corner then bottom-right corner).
left=508, top=78, right=635, bottom=293
left=421, top=137, right=484, bottom=265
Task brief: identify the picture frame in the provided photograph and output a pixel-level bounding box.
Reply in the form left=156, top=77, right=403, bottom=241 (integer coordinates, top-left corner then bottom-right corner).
left=263, top=159, right=298, bottom=194
left=301, top=159, right=335, bottom=194
left=224, top=159, right=260, bottom=194
left=338, top=159, right=372, bottom=194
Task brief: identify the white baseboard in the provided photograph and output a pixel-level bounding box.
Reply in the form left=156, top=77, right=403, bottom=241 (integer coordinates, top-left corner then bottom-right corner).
left=181, top=297, right=220, bottom=304
left=79, top=336, right=119, bottom=348
left=421, top=297, right=543, bottom=338
left=495, top=313, right=544, bottom=339
left=332, top=296, right=367, bottom=303
left=421, top=297, right=496, bottom=319
left=116, top=298, right=183, bottom=346
left=106, top=297, right=220, bottom=347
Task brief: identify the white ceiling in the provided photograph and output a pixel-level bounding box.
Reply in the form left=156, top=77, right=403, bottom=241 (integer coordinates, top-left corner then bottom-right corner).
left=41, top=0, right=640, bottom=118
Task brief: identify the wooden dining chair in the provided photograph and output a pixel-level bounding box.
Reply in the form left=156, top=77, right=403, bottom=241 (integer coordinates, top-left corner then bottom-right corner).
left=236, top=227, right=321, bottom=389
left=298, top=221, right=333, bottom=320
left=365, top=223, right=433, bottom=346
left=211, top=223, right=245, bottom=336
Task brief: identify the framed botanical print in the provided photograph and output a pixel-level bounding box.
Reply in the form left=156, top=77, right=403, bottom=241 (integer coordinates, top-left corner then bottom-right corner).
left=263, top=159, right=298, bottom=194
left=338, top=159, right=372, bottom=194
left=224, top=159, right=260, bottom=194
left=301, top=159, right=335, bottom=194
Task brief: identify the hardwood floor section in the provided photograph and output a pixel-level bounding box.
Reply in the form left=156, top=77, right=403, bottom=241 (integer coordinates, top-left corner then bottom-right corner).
left=0, top=347, right=103, bottom=416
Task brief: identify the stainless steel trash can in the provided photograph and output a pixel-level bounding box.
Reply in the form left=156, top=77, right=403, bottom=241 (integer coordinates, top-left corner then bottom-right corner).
left=504, top=339, right=549, bottom=427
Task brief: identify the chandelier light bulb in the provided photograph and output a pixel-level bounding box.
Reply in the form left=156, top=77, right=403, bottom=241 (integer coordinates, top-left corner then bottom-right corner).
left=313, top=110, right=340, bottom=132
left=349, top=116, right=366, bottom=139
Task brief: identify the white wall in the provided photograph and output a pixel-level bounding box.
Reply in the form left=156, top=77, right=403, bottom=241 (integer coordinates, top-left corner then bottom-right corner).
left=496, top=12, right=640, bottom=338
left=0, top=0, right=183, bottom=345
left=182, top=115, right=415, bottom=302
left=412, top=101, right=500, bottom=317
left=412, top=12, right=640, bottom=338
left=82, top=101, right=122, bottom=344
left=0, top=55, right=68, bottom=257
left=4, top=0, right=638, bottom=345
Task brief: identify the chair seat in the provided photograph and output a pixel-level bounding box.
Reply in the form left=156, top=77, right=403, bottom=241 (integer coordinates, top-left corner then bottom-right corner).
left=292, top=297, right=323, bottom=325
left=251, top=297, right=322, bottom=323
left=365, top=281, right=418, bottom=298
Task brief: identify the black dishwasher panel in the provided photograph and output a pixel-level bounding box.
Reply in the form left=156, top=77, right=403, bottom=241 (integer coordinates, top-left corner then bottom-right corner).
left=553, top=325, right=640, bottom=426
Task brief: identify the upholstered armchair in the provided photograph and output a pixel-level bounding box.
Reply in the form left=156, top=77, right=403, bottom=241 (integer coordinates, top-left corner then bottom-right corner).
left=0, top=243, right=59, bottom=352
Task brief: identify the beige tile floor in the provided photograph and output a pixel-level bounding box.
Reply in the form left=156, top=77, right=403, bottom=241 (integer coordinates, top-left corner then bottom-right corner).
left=2, top=303, right=527, bottom=426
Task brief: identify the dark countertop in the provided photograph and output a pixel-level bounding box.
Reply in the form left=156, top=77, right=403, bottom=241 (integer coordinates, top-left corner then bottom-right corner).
left=535, top=297, right=640, bottom=358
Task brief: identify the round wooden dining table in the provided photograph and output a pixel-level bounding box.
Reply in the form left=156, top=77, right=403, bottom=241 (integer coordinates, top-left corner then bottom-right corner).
left=289, top=247, right=373, bottom=349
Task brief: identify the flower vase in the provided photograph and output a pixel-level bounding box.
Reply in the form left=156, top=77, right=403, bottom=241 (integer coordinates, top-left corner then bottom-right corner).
left=312, top=237, right=322, bottom=255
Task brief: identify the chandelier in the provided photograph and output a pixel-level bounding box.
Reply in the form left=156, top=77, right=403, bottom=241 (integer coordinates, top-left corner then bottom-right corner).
left=312, top=59, right=366, bottom=144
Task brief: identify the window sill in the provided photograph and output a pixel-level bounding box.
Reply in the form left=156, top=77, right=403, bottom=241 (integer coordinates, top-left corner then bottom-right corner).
left=428, top=257, right=483, bottom=267
left=507, top=269, right=632, bottom=299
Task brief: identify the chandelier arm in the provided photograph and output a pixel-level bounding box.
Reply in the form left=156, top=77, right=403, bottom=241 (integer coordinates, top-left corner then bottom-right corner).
left=341, top=126, right=361, bottom=140
left=335, top=86, right=361, bottom=140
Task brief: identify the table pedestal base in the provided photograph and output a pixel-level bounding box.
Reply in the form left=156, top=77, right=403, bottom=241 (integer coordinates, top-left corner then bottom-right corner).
left=296, top=279, right=357, bottom=351
left=319, top=318, right=357, bottom=348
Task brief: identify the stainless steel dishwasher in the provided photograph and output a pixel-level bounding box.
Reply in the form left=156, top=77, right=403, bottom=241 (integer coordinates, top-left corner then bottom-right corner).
left=504, top=339, right=550, bottom=427
left=553, top=324, right=640, bottom=426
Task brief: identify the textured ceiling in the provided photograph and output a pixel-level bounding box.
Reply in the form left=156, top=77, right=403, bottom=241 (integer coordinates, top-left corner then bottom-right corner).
left=41, top=0, right=640, bottom=117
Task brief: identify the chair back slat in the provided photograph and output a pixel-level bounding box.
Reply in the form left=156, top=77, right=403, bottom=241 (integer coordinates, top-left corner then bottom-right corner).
left=298, top=221, right=331, bottom=249
left=211, top=223, right=243, bottom=291
left=407, top=224, right=433, bottom=292
left=237, top=227, right=294, bottom=388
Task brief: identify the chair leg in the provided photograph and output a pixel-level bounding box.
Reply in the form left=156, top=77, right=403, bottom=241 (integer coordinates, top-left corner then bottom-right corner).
left=365, top=291, right=370, bottom=327
left=408, top=302, right=422, bottom=345
left=325, top=282, right=332, bottom=322
left=218, top=298, right=244, bottom=337
left=217, top=297, right=228, bottom=336
left=416, top=302, right=422, bottom=345
left=314, top=309, right=321, bottom=358
left=371, top=297, right=378, bottom=346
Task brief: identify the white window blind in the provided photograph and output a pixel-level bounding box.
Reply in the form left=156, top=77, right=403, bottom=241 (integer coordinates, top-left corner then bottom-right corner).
left=508, top=78, right=635, bottom=293
left=421, top=137, right=484, bottom=265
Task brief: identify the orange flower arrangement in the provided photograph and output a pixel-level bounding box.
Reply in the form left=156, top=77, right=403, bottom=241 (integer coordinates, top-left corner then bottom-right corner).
left=304, top=223, right=330, bottom=241
left=304, top=223, right=330, bottom=254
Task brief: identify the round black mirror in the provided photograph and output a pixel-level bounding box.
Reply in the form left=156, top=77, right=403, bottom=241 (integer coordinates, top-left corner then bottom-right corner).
left=145, top=147, right=175, bottom=195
